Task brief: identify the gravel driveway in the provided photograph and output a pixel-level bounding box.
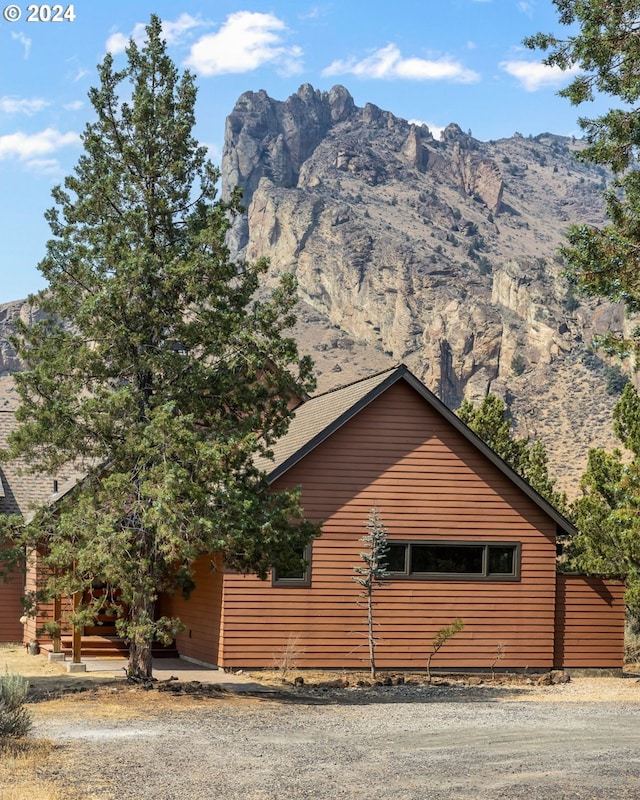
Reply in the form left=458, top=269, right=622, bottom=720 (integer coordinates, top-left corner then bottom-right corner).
left=35, top=681, right=640, bottom=800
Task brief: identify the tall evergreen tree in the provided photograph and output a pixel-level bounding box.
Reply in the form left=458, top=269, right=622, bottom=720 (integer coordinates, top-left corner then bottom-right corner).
left=1, top=16, right=317, bottom=679
left=525, top=1, right=640, bottom=366
left=571, top=383, right=640, bottom=616
left=457, top=395, right=568, bottom=512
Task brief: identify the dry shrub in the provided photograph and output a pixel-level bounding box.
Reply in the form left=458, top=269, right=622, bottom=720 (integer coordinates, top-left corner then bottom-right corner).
left=273, top=635, right=304, bottom=680
left=0, top=670, right=32, bottom=739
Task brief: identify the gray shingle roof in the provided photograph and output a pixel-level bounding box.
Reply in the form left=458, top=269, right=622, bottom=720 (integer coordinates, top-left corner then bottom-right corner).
left=255, top=364, right=577, bottom=537
left=254, top=367, right=400, bottom=480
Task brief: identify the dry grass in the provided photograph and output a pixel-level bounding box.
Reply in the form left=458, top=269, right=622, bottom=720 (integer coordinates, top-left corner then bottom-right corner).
left=0, top=739, right=70, bottom=800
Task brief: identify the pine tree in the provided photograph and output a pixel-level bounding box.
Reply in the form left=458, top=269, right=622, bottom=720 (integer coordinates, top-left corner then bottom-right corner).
left=571, top=383, right=640, bottom=616
left=457, top=395, right=567, bottom=512
left=2, top=16, right=317, bottom=679
left=525, top=1, right=640, bottom=366
left=353, top=508, right=391, bottom=678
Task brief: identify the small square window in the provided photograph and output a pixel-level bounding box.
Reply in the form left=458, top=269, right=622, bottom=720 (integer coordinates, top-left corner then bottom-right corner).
left=272, top=545, right=311, bottom=587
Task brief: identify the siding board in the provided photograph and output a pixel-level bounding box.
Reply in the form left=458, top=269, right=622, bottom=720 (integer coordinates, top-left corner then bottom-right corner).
left=220, top=381, right=559, bottom=670
left=555, top=575, right=625, bottom=668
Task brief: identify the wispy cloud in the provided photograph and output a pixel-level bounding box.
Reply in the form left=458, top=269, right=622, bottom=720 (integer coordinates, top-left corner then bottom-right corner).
left=518, top=1, right=534, bottom=16
left=0, top=128, right=80, bottom=161
left=11, top=31, right=32, bottom=59
left=409, top=118, right=445, bottom=139
left=106, top=13, right=205, bottom=54
left=0, top=96, right=50, bottom=115
left=322, top=44, right=479, bottom=83
left=63, top=100, right=84, bottom=111
left=25, top=158, right=61, bottom=175
left=185, top=11, right=303, bottom=76
left=500, top=59, right=579, bottom=91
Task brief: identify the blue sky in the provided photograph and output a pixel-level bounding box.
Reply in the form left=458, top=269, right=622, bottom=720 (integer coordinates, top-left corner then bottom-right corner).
left=0, top=1, right=606, bottom=301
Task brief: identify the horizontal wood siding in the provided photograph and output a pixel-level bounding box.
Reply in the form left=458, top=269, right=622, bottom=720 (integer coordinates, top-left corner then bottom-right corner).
left=0, top=554, right=23, bottom=641
left=555, top=575, right=625, bottom=668
left=158, top=553, right=223, bottom=666
left=221, top=381, right=558, bottom=670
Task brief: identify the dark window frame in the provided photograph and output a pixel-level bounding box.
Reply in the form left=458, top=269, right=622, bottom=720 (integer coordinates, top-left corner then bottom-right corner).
left=272, top=544, right=312, bottom=587
left=386, top=540, right=521, bottom=581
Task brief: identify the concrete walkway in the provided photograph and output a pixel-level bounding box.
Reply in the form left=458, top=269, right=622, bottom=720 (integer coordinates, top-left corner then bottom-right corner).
left=58, top=655, right=277, bottom=693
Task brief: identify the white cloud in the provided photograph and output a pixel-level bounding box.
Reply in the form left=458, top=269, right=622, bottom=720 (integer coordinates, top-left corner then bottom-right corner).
left=409, top=118, right=445, bottom=139
left=0, top=128, right=80, bottom=161
left=63, top=100, right=84, bottom=111
left=72, top=67, right=90, bottom=83
left=0, top=96, right=50, bottom=115
left=500, top=59, right=580, bottom=91
left=11, top=31, right=32, bottom=60
left=105, top=30, right=133, bottom=55
left=185, top=11, right=303, bottom=76
left=106, top=14, right=205, bottom=55
left=322, top=44, right=479, bottom=83
left=25, top=158, right=61, bottom=175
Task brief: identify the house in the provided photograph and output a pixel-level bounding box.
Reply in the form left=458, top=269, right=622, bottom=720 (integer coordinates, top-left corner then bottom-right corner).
left=1, top=366, right=625, bottom=671
left=159, top=365, right=625, bottom=672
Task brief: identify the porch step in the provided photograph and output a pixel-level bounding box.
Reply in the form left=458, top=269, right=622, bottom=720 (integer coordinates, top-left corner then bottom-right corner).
left=55, top=636, right=179, bottom=659
left=59, top=635, right=129, bottom=658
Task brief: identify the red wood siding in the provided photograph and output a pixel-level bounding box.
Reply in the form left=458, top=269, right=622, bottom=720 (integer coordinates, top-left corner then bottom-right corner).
left=221, top=381, right=559, bottom=670
left=0, top=555, right=23, bottom=641
left=555, top=575, right=625, bottom=669
left=158, top=553, right=224, bottom=666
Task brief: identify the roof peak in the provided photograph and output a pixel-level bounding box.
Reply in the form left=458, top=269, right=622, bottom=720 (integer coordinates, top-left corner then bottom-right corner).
left=309, top=364, right=406, bottom=402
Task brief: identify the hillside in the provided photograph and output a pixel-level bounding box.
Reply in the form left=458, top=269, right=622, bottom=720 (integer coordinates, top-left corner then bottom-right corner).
left=1, top=84, right=632, bottom=498
left=220, top=83, right=632, bottom=495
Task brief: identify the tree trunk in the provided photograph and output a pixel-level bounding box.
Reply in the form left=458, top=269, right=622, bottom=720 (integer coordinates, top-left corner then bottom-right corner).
left=127, top=595, right=155, bottom=680
left=368, top=588, right=376, bottom=679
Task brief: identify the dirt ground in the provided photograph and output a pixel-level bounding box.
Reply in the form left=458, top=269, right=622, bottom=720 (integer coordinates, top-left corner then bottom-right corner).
left=2, top=644, right=639, bottom=800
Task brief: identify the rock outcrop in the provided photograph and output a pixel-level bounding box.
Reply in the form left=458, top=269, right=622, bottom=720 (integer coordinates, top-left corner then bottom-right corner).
left=221, top=84, right=632, bottom=493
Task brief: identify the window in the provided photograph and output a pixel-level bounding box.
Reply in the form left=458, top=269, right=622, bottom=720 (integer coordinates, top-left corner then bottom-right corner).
left=272, top=545, right=311, bottom=587
left=387, top=541, right=519, bottom=580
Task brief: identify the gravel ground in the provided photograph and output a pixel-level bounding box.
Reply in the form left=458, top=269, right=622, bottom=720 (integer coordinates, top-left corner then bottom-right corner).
left=33, top=680, right=640, bottom=800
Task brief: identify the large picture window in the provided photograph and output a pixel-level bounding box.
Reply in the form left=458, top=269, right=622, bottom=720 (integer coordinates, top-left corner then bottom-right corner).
left=387, top=541, right=520, bottom=580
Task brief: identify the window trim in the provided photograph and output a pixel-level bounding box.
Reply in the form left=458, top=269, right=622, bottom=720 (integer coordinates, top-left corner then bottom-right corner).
left=386, top=540, right=521, bottom=581
left=272, top=544, right=312, bottom=587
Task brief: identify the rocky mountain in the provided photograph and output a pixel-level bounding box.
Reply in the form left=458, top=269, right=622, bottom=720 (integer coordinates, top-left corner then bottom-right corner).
left=1, top=84, right=632, bottom=497
left=221, top=84, right=633, bottom=495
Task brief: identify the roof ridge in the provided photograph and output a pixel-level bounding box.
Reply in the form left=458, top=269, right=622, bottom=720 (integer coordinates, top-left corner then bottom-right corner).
left=309, top=363, right=405, bottom=401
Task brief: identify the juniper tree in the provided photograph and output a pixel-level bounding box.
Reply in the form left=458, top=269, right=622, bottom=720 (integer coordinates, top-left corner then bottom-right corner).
left=353, top=507, right=391, bottom=678
left=457, top=395, right=568, bottom=512
left=525, top=1, right=640, bottom=366
left=571, top=383, right=640, bottom=617
left=1, top=16, right=317, bottom=680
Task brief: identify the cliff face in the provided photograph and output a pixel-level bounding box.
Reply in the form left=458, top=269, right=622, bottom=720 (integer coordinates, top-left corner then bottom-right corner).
left=1, top=85, right=629, bottom=496
left=222, top=84, right=629, bottom=493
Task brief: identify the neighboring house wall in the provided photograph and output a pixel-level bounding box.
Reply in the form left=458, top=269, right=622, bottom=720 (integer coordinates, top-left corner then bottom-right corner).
left=0, top=557, right=23, bottom=641
left=555, top=575, right=625, bottom=669
left=0, top=377, right=82, bottom=644
left=158, top=553, right=224, bottom=666
left=220, top=380, right=560, bottom=670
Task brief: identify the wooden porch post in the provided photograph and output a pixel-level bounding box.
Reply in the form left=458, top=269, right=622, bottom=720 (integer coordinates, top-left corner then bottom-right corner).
left=67, top=590, right=86, bottom=672
left=53, top=595, right=62, bottom=654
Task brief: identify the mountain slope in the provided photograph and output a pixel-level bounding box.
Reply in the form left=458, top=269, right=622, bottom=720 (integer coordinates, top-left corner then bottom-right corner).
left=221, top=83, right=630, bottom=495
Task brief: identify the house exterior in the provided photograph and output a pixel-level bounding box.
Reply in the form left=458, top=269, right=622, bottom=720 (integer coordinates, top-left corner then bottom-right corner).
left=160, top=366, right=625, bottom=672
left=1, top=366, right=626, bottom=670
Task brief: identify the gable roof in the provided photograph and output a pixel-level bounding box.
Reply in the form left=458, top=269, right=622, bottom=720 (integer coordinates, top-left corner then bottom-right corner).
left=256, top=364, right=577, bottom=536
